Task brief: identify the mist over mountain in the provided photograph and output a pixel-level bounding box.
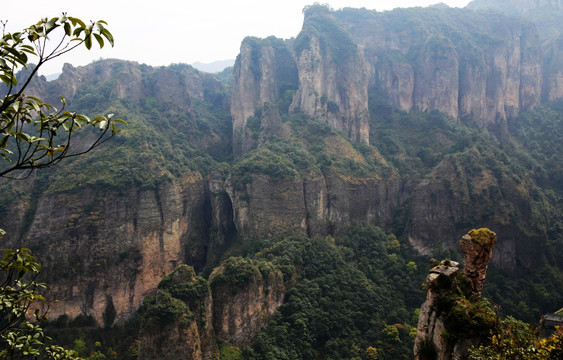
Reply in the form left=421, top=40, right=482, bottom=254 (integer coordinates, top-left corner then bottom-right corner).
left=192, top=59, right=235, bottom=73
left=1, top=1, right=562, bottom=359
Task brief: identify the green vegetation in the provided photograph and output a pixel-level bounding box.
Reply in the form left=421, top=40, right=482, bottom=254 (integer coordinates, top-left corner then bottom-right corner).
left=0, top=14, right=121, bottom=360
left=432, top=271, right=498, bottom=341
left=238, top=224, right=426, bottom=360
left=468, top=228, right=497, bottom=250
left=468, top=316, right=563, bottom=360
left=296, top=4, right=357, bottom=64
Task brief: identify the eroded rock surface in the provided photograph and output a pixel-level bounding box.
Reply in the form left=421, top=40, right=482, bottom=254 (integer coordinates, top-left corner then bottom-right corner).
left=414, top=228, right=497, bottom=360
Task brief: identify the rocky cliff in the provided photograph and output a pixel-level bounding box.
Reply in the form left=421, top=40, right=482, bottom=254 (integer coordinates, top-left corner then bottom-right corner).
left=138, top=265, right=216, bottom=360
left=231, top=5, right=543, bottom=156
left=138, top=261, right=285, bottom=359
left=231, top=37, right=298, bottom=156
left=24, top=179, right=206, bottom=325
left=414, top=228, right=498, bottom=360
left=467, top=0, right=563, bottom=101
left=0, top=3, right=560, bottom=344
left=209, top=258, right=285, bottom=346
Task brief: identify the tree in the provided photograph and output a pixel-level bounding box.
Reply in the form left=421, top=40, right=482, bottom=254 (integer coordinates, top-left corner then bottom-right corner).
left=0, top=14, right=125, bottom=179
left=0, top=14, right=123, bottom=359
left=468, top=316, right=563, bottom=360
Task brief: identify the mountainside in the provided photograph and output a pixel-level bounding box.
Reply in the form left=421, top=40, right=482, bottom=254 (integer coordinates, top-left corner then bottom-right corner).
left=467, top=0, right=563, bottom=101
left=1, top=3, right=563, bottom=359
left=231, top=5, right=544, bottom=157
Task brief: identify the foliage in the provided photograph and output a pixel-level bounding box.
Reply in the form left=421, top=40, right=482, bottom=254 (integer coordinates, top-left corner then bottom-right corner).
left=158, top=265, right=210, bottom=304
left=296, top=4, right=357, bottom=64
left=138, top=265, right=211, bottom=330
left=138, top=290, right=189, bottom=329
left=0, top=14, right=121, bottom=360
left=428, top=269, right=498, bottom=342
left=468, top=317, right=563, bottom=360
left=218, top=343, right=244, bottom=360
left=0, top=248, right=80, bottom=359
left=239, top=224, right=426, bottom=360
left=0, top=15, right=125, bottom=178
left=209, top=256, right=276, bottom=288
left=231, top=138, right=321, bottom=188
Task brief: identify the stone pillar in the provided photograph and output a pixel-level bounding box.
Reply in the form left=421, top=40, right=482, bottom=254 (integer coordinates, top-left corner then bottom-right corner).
left=459, top=228, right=497, bottom=297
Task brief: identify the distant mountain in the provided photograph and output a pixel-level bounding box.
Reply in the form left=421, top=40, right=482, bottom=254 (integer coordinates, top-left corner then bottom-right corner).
left=466, top=0, right=563, bottom=15
left=44, top=72, right=62, bottom=81
left=191, top=59, right=235, bottom=73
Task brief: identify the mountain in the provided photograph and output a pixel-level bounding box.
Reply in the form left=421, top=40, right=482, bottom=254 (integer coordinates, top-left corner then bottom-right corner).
left=467, top=0, right=563, bottom=101
left=1, top=3, right=562, bottom=359
left=191, top=59, right=235, bottom=73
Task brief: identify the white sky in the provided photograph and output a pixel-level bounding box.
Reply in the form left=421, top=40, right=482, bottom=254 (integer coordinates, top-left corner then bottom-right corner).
left=2, top=0, right=472, bottom=75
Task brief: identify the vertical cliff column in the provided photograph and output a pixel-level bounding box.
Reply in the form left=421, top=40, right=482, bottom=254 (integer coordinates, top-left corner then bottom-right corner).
left=459, top=228, right=497, bottom=297
left=414, top=228, right=498, bottom=360
left=291, top=7, right=370, bottom=144
left=231, top=37, right=298, bottom=157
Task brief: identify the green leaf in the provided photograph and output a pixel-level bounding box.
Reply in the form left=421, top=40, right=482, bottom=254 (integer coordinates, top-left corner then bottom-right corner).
left=84, top=35, right=92, bottom=50
left=93, top=33, right=104, bottom=49
left=63, top=22, right=71, bottom=36
left=112, top=118, right=128, bottom=125
left=101, top=28, right=114, bottom=47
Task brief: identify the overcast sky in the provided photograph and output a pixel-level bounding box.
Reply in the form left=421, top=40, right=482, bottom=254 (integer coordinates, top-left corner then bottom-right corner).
left=2, top=0, right=472, bottom=75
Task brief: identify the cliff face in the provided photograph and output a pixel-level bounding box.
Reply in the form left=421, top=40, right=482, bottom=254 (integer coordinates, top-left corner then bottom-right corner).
left=414, top=229, right=498, bottom=360
left=404, top=145, right=543, bottom=272
left=21, top=180, right=205, bottom=325
left=138, top=266, right=216, bottom=360
left=231, top=6, right=543, bottom=156
left=290, top=9, right=370, bottom=145
left=467, top=0, right=563, bottom=101
left=210, top=260, right=285, bottom=345
left=340, top=8, right=542, bottom=126
left=231, top=37, right=298, bottom=156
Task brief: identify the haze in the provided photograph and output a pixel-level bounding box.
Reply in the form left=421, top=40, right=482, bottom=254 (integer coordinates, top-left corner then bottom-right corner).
left=2, top=0, right=472, bottom=75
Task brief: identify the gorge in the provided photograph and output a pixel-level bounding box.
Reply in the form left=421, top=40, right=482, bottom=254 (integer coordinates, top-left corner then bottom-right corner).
left=0, top=1, right=562, bottom=359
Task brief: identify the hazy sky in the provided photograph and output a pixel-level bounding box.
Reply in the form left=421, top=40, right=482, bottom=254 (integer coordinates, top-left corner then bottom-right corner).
left=2, top=0, right=472, bottom=75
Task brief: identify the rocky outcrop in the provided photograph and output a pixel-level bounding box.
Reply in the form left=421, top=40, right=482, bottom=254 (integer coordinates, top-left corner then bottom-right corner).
left=231, top=6, right=543, bottom=157
left=137, top=260, right=285, bottom=359
left=231, top=37, right=298, bottom=156
left=467, top=0, right=563, bottom=102
left=414, top=228, right=498, bottom=360
left=209, top=259, right=285, bottom=345
left=342, top=7, right=542, bottom=127
left=20, top=179, right=206, bottom=325
left=224, top=169, right=399, bottom=241
left=460, top=228, right=498, bottom=297
left=404, top=147, right=538, bottom=272
left=290, top=8, right=370, bottom=145
left=138, top=265, right=216, bottom=360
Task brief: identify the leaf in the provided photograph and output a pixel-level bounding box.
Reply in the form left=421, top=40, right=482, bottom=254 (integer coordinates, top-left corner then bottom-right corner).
left=101, top=28, right=114, bottom=47
left=68, top=17, right=86, bottom=28
left=84, top=35, right=92, bottom=50
left=93, top=33, right=104, bottom=49
left=63, top=22, right=71, bottom=36
left=112, top=118, right=128, bottom=125
left=0, top=135, right=9, bottom=148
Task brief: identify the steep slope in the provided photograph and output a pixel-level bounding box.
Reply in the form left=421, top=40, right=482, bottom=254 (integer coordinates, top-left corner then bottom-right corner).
left=414, top=229, right=498, bottom=360
left=0, top=60, right=233, bottom=325
left=467, top=0, right=563, bottom=100
left=0, top=6, right=561, bottom=354
left=231, top=5, right=543, bottom=157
